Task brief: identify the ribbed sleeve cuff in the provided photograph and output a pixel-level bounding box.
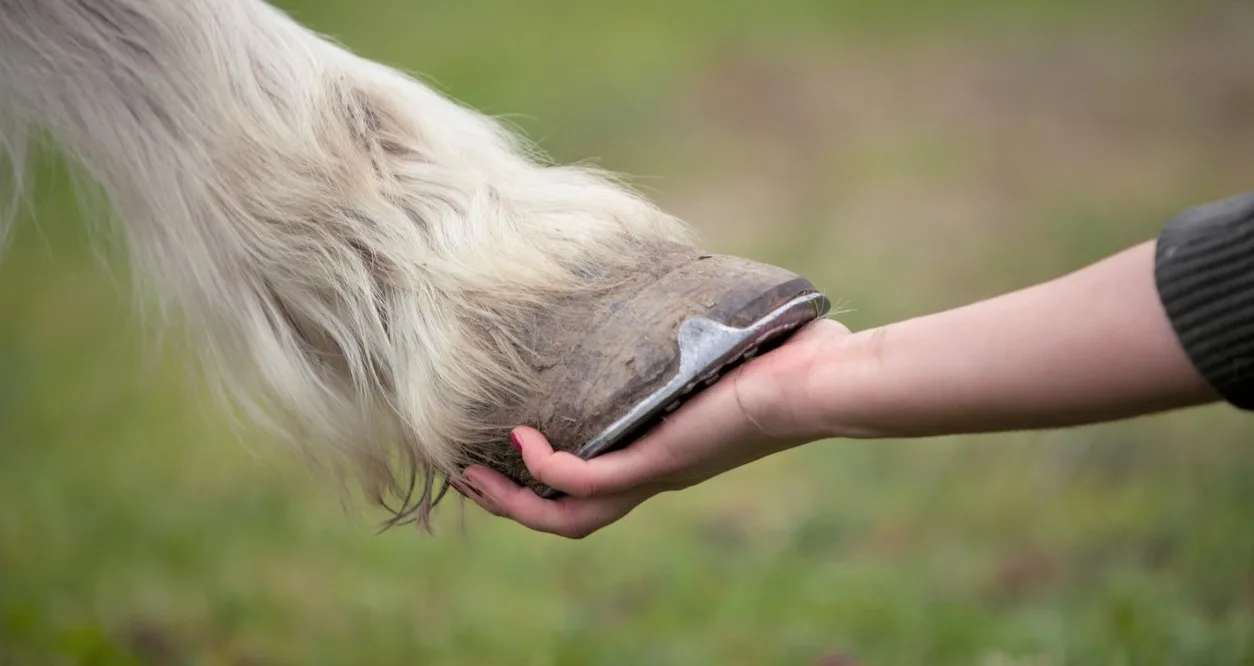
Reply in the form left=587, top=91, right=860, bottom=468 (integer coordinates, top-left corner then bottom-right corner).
left=1154, top=192, right=1254, bottom=411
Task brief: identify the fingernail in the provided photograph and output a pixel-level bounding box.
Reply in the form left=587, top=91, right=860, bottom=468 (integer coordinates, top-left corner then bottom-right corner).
left=510, top=430, right=523, bottom=453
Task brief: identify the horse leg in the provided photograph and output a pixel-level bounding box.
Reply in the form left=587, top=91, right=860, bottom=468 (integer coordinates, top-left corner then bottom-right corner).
left=0, top=0, right=830, bottom=529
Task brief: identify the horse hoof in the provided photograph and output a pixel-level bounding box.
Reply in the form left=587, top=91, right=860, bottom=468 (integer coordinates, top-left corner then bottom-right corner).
left=483, top=245, right=832, bottom=496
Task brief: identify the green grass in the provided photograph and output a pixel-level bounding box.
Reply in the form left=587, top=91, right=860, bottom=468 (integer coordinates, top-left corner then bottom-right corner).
left=2, top=1, right=1252, bottom=664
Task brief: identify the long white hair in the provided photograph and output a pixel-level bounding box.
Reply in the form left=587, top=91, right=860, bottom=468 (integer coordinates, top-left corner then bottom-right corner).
left=0, top=0, right=701, bottom=528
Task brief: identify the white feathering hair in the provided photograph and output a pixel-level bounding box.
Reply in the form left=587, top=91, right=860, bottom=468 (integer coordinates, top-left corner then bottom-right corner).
left=0, top=0, right=701, bottom=528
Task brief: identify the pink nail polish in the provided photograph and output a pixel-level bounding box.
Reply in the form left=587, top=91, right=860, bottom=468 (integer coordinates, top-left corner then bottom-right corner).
left=510, top=431, right=523, bottom=453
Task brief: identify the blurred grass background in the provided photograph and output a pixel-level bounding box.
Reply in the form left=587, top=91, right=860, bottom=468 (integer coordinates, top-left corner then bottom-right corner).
left=2, top=0, right=1253, bottom=664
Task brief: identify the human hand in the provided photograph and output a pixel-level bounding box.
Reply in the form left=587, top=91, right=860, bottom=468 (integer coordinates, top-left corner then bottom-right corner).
left=452, top=318, right=853, bottom=539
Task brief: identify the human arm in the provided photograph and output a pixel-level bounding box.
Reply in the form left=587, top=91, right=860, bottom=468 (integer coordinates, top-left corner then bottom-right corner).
left=455, top=193, right=1254, bottom=538
left=812, top=239, right=1218, bottom=440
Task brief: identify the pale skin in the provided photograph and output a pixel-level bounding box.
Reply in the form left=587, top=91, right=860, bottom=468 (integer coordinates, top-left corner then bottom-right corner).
left=453, top=240, right=1222, bottom=539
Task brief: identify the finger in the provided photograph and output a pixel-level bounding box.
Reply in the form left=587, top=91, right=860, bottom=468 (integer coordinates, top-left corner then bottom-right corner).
left=523, top=370, right=766, bottom=489
left=450, top=478, right=506, bottom=516
left=512, top=423, right=684, bottom=498
left=462, top=465, right=649, bottom=539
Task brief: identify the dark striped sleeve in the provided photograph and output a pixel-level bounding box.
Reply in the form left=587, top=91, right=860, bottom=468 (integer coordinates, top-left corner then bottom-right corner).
left=1154, top=192, right=1254, bottom=410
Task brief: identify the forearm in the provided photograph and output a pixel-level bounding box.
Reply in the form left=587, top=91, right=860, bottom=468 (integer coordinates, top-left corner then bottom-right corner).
left=821, top=240, right=1219, bottom=439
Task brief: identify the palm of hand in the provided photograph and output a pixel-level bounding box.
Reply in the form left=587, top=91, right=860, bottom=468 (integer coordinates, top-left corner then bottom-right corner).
left=455, top=318, right=850, bottom=538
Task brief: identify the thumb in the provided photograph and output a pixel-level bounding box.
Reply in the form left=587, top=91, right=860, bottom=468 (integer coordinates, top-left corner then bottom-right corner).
left=513, top=368, right=755, bottom=498
left=513, top=425, right=680, bottom=498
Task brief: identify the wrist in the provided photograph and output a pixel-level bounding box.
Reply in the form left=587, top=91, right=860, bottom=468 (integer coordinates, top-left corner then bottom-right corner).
left=757, top=322, right=903, bottom=441
left=737, top=318, right=925, bottom=443
left=807, top=322, right=930, bottom=440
